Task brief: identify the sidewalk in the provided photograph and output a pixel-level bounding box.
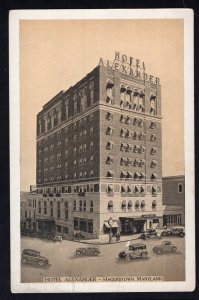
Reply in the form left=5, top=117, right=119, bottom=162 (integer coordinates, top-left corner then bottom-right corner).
left=73, top=233, right=141, bottom=245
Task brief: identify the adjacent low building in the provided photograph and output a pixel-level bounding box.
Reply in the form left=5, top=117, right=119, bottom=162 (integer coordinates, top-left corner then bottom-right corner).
left=162, top=175, right=185, bottom=226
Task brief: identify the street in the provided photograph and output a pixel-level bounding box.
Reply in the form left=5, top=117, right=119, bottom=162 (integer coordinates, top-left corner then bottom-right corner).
left=21, top=236, right=185, bottom=282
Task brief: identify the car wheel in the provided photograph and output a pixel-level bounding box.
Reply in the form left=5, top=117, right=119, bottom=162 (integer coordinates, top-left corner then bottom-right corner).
left=156, top=249, right=162, bottom=255
left=126, top=255, right=131, bottom=261
left=179, top=232, right=184, bottom=237
left=81, top=249, right=86, bottom=254
left=39, top=261, right=44, bottom=266
left=94, top=251, right=99, bottom=256
left=141, top=252, right=147, bottom=259
left=171, top=246, right=177, bottom=252
left=76, top=250, right=81, bottom=256
left=21, top=258, right=27, bottom=264
left=162, top=232, right=166, bottom=236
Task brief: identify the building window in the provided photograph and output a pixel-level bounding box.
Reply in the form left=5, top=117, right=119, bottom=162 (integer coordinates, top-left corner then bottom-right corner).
left=106, top=155, right=113, bottom=164
left=150, top=121, right=156, bottom=129
left=178, top=183, right=183, bottom=193
left=79, top=200, right=83, bottom=211
left=89, top=81, right=94, bottom=105
left=84, top=171, right=87, bottom=178
left=107, top=170, right=114, bottom=178
left=151, top=147, right=157, bottom=155
left=79, top=158, right=83, bottom=166
left=74, top=160, right=77, bottom=166
left=65, top=162, right=68, bottom=169
left=108, top=200, right=113, bottom=212
left=90, top=127, right=93, bottom=137
left=126, top=87, right=132, bottom=103
left=90, top=113, right=94, bottom=121
left=44, top=201, right=47, bottom=215
left=65, top=150, right=68, bottom=157
left=90, top=170, right=94, bottom=178
left=90, top=201, right=93, bottom=212
left=73, top=94, right=77, bottom=115
left=83, top=144, right=87, bottom=152
left=106, top=112, right=113, bottom=120
left=106, top=80, right=114, bottom=104
left=65, top=202, right=68, bottom=220
left=79, top=172, right=83, bottom=179
left=141, top=200, right=145, bottom=211
left=79, top=145, right=82, bottom=153
left=38, top=201, right=41, bottom=214
left=150, top=94, right=157, bottom=115
left=150, top=134, right=156, bottom=141
left=90, top=155, right=93, bottom=164
left=120, top=115, right=126, bottom=123
left=74, top=200, right=77, bottom=211
left=120, top=85, right=126, bottom=101
left=128, top=200, right=133, bottom=211
left=83, top=130, right=87, bottom=138
left=74, top=147, right=76, bottom=154
left=90, top=141, right=94, bottom=150
left=121, top=200, right=126, bottom=211
left=106, top=126, right=114, bottom=135
left=74, top=173, right=77, bottom=179
left=57, top=202, right=60, bottom=218
left=106, top=141, right=113, bottom=150
left=133, top=89, right=139, bottom=110
left=152, top=200, right=157, bottom=210
left=83, top=200, right=86, bottom=211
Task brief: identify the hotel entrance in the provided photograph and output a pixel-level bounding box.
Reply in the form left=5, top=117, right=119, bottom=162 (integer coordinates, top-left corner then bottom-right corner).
left=120, top=217, right=146, bottom=235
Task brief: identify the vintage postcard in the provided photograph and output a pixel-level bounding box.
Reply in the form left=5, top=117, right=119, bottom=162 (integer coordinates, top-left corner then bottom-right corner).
left=10, top=9, right=195, bottom=293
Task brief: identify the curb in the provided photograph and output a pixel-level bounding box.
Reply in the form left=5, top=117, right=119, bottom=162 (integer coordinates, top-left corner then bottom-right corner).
left=71, top=236, right=140, bottom=245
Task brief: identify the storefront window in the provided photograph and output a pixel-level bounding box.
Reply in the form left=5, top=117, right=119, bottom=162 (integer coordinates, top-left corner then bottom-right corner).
left=88, top=220, right=93, bottom=233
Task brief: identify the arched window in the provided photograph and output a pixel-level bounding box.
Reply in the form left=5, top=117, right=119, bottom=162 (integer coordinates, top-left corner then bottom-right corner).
left=120, top=85, right=126, bottom=101
left=141, top=200, right=145, bottom=211
left=152, top=200, right=157, bottom=210
left=150, top=94, right=157, bottom=115
left=108, top=200, right=114, bottom=212
left=106, top=80, right=114, bottom=104
left=121, top=200, right=126, bottom=211
left=65, top=202, right=68, bottom=220
left=135, top=200, right=139, bottom=210
left=133, top=89, right=139, bottom=109
left=44, top=201, right=47, bottom=215
left=138, top=91, right=145, bottom=112
left=128, top=200, right=133, bottom=211
left=57, top=201, right=60, bottom=218
left=50, top=201, right=53, bottom=217
left=38, top=201, right=41, bottom=214
left=126, top=87, right=132, bottom=103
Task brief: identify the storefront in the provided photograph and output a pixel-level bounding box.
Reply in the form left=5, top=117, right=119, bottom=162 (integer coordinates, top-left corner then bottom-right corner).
left=37, top=218, right=55, bottom=233
left=103, top=219, right=119, bottom=235
left=120, top=215, right=160, bottom=235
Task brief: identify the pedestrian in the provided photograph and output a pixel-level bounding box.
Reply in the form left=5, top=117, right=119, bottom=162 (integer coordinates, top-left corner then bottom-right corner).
left=117, top=231, right=120, bottom=241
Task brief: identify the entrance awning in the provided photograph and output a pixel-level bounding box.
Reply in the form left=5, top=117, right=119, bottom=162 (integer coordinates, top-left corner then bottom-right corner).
left=104, top=221, right=118, bottom=228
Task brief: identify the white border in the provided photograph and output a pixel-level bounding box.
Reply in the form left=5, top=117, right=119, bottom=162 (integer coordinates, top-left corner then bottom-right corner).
left=10, top=9, right=195, bottom=293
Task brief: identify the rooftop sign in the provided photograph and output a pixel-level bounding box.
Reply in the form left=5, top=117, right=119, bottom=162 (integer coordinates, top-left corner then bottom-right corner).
left=99, top=51, right=160, bottom=85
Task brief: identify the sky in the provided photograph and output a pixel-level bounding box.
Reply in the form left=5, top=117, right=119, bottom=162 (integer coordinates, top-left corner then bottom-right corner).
left=20, top=19, right=184, bottom=191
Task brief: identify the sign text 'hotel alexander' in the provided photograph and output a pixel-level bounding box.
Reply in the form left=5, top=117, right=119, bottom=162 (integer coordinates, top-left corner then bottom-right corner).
left=99, top=51, right=160, bottom=85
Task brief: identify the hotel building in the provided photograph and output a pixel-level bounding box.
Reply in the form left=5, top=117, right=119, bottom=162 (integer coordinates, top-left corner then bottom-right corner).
left=25, top=54, right=165, bottom=238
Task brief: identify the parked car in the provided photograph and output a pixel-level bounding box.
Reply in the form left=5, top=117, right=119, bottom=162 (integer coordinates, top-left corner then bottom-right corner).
left=75, top=247, right=100, bottom=256
left=170, top=226, right=185, bottom=237
left=140, top=229, right=157, bottom=239
left=21, top=249, right=49, bottom=266
left=74, top=231, right=86, bottom=239
left=53, top=235, right=62, bottom=242
left=157, top=228, right=172, bottom=237
left=118, top=243, right=148, bottom=260
left=152, top=241, right=177, bottom=254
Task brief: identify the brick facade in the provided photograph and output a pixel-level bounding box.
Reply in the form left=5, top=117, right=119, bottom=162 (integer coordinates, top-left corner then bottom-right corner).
left=24, top=61, right=165, bottom=238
